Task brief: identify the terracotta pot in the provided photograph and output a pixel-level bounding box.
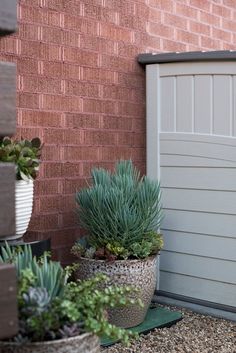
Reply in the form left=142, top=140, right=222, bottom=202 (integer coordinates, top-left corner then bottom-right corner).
left=0, top=333, right=100, bottom=353
left=76, top=256, right=158, bottom=328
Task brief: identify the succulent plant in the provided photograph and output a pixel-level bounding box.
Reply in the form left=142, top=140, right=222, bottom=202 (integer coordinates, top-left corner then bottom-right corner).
left=59, top=323, right=83, bottom=338
left=0, top=243, right=66, bottom=300
left=22, top=287, right=50, bottom=315
left=74, top=160, right=163, bottom=260
left=1, top=246, right=138, bottom=344
left=0, top=136, right=42, bottom=180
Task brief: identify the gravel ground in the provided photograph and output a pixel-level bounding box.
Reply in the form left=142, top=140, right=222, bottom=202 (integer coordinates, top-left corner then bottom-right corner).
left=102, top=305, right=236, bottom=353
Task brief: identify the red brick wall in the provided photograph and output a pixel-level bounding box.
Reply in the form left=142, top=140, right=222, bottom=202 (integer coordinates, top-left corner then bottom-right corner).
left=1, top=0, right=236, bottom=263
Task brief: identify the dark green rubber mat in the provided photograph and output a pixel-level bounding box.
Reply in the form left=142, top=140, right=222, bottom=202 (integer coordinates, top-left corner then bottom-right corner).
left=101, top=305, right=182, bottom=346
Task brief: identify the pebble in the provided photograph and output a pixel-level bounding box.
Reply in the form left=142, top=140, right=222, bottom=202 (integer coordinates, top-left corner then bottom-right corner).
left=102, top=305, right=236, bottom=353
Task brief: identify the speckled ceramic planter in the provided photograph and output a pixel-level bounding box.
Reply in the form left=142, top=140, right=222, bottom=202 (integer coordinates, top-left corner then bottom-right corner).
left=76, top=256, right=158, bottom=328
left=0, top=333, right=100, bottom=353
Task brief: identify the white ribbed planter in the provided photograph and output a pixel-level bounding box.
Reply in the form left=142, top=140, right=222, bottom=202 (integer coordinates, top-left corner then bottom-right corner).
left=3, top=180, right=34, bottom=241
left=15, top=180, right=34, bottom=240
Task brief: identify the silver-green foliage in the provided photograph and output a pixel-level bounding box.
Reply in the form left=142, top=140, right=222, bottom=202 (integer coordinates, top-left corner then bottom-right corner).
left=76, top=160, right=162, bottom=250
left=0, top=243, right=66, bottom=300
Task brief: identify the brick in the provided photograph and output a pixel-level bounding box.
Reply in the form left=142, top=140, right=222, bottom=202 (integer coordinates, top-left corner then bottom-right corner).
left=59, top=212, right=77, bottom=228
left=42, top=145, right=61, bottom=160
left=200, top=35, right=222, bottom=49
left=162, top=39, right=187, bottom=52
left=80, top=36, right=116, bottom=55
left=118, top=72, right=145, bottom=88
left=102, top=116, right=132, bottom=131
left=35, top=179, right=60, bottom=195
left=82, top=161, right=114, bottom=177
left=212, top=4, right=232, bottom=18
left=134, top=32, right=161, bottom=50
left=117, top=101, right=145, bottom=117
left=20, top=0, right=40, bottom=6
left=118, top=43, right=144, bottom=59
left=148, top=8, right=162, bottom=22
left=65, top=81, right=99, bottom=97
left=63, top=63, right=81, bottom=80
left=62, top=31, right=80, bottom=47
left=63, top=47, right=99, bottom=67
left=21, top=110, right=62, bottom=127
left=42, top=94, right=82, bottom=112
left=148, top=22, right=175, bottom=39
left=42, top=61, right=63, bottom=78
left=0, top=37, right=18, bottom=55
left=176, top=3, right=199, bottom=20
left=101, top=54, right=134, bottom=72
left=100, top=23, right=132, bottom=42
left=82, top=67, right=116, bottom=84
left=190, top=21, right=211, bottom=36
left=103, top=0, right=135, bottom=15
left=190, top=0, right=211, bottom=11
left=63, top=178, right=87, bottom=194
left=20, top=5, right=61, bottom=27
left=200, top=11, right=221, bottom=26
left=212, top=27, right=232, bottom=43
left=44, top=128, right=64, bottom=144
left=64, top=146, right=99, bottom=161
left=43, top=0, right=67, bottom=11
left=223, top=0, right=236, bottom=8
left=64, top=15, right=98, bottom=35
left=117, top=131, right=145, bottom=148
left=102, top=84, right=135, bottom=101
left=148, top=0, right=173, bottom=12
left=41, top=26, right=63, bottom=44
left=61, top=162, right=82, bottom=177
left=19, top=23, right=39, bottom=41
left=132, top=118, right=145, bottom=132
left=44, top=162, right=62, bottom=178
left=84, top=130, right=117, bottom=145
left=83, top=98, right=116, bottom=114
left=19, top=127, right=43, bottom=140
left=64, top=113, right=100, bottom=129
left=18, top=92, right=40, bottom=109
left=222, top=18, right=236, bottom=32
left=131, top=147, right=145, bottom=161
left=18, top=58, right=39, bottom=75
left=22, top=76, right=62, bottom=94
left=163, top=13, right=189, bottom=31
left=175, top=29, right=200, bottom=46
left=64, top=129, right=83, bottom=145
left=117, top=132, right=134, bottom=146
left=29, top=213, right=59, bottom=231
left=119, top=15, right=147, bottom=31
left=39, top=195, right=62, bottom=212
left=100, top=146, right=133, bottom=161
left=84, top=4, right=117, bottom=24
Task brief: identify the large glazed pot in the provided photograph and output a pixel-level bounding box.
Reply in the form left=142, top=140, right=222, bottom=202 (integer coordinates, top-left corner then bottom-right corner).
left=0, top=333, right=100, bottom=353
left=76, top=256, right=158, bottom=328
left=11, top=180, right=33, bottom=240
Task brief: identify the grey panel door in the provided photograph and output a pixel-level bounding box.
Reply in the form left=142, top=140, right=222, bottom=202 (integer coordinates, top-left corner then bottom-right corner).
left=146, top=62, right=236, bottom=309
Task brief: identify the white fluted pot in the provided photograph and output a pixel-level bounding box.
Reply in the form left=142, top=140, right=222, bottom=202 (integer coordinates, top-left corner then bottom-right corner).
left=8, top=180, right=34, bottom=240
left=15, top=180, right=34, bottom=239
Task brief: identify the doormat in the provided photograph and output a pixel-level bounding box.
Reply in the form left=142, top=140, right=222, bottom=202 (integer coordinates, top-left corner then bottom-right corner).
left=101, top=305, right=182, bottom=347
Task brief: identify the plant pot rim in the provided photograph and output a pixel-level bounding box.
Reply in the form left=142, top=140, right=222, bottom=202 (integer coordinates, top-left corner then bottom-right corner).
left=78, top=254, right=158, bottom=264
left=0, top=332, right=94, bottom=347
left=16, top=179, right=34, bottom=183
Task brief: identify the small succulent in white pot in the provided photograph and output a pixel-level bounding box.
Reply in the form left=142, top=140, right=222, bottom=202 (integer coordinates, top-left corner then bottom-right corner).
left=0, top=137, right=42, bottom=240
